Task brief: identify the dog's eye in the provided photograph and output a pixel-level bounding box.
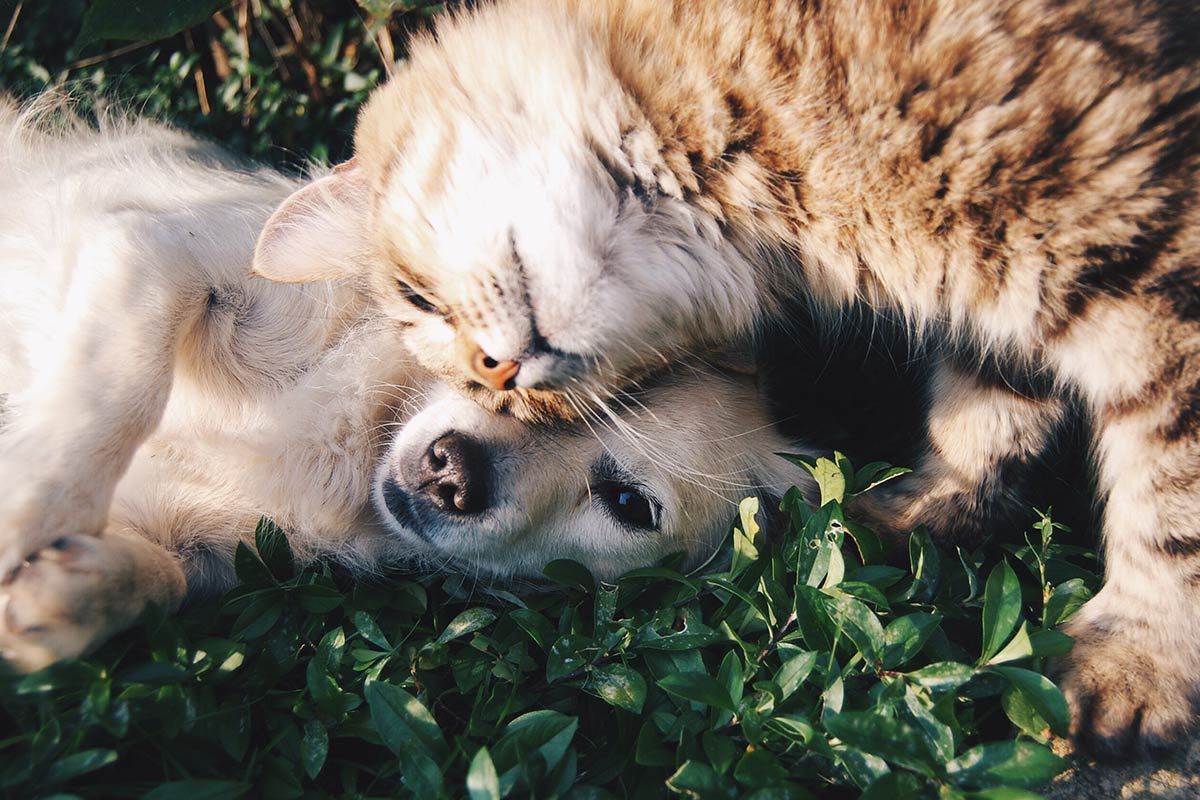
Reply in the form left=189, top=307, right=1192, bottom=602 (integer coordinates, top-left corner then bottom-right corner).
left=595, top=480, right=660, bottom=531
left=396, top=279, right=439, bottom=314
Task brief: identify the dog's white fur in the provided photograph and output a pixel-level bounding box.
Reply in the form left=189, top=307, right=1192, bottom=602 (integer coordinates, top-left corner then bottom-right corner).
left=0, top=100, right=809, bottom=671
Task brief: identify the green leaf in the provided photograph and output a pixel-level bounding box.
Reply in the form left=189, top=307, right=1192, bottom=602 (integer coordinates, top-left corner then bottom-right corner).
left=365, top=681, right=446, bottom=797
left=467, top=747, right=501, bottom=800
left=860, top=771, right=925, bottom=800
left=590, top=663, right=647, bottom=714
left=666, top=761, right=732, bottom=797
left=794, top=585, right=834, bottom=652
left=141, top=781, right=251, bottom=800
left=254, top=517, right=295, bottom=580
left=437, top=608, right=498, bottom=644
left=980, top=561, right=1023, bottom=664
left=1043, top=579, right=1092, bottom=627
left=731, top=495, right=763, bottom=577
left=492, top=710, right=578, bottom=795
left=233, top=541, right=276, bottom=586
left=851, top=462, right=912, bottom=496
left=301, top=720, right=329, bottom=780
left=733, top=746, right=789, bottom=787
left=542, top=559, right=595, bottom=592
left=352, top=610, right=392, bottom=650
left=824, top=711, right=938, bottom=776
left=882, top=612, right=942, bottom=669
left=945, top=741, right=1065, bottom=789
left=825, top=594, right=885, bottom=667
left=898, top=528, right=941, bottom=602
left=78, top=0, right=226, bottom=45
left=510, top=609, right=556, bottom=648
left=776, top=651, right=819, bottom=699
left=802, top=455, right=847, bottom=506
left=988, top=666, right=1070, bottom=737
left=984, top=621, right=1033, bottom=666
left=906, top=662, right=977, bottom=694
left=657, top=672, right=736, bottom=711
left=42, top=749, right=118, bottom=784
left=635, top=720, right=674, bottom=767
left=547, top=635, right=590, bottom=683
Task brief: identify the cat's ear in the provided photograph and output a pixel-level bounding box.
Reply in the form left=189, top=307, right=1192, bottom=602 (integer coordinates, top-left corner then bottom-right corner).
left=253, top=159, right=370, bottom=283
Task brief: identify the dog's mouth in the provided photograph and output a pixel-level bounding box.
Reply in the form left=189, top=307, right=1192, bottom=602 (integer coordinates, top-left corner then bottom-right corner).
left=377, top=478, right=432, bottom=544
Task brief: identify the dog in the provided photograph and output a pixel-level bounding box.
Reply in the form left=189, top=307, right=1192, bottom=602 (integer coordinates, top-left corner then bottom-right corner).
left=0, top=99, right=810, bottom=672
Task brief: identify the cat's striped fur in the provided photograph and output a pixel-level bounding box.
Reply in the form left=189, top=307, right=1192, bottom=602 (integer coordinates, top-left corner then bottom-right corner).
left=255, top=0, right=1200, bottom=756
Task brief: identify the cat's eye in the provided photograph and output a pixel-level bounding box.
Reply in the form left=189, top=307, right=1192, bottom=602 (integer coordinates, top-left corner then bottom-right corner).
left=594, top=479, right=660, bottom=531
left=396, top=278, right=439, bottom=314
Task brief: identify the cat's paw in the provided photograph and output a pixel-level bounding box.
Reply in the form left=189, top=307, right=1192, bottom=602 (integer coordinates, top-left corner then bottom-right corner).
left=1052, top=618, right=1198, bottom=759
left=0, top=535, right=133, bottom=673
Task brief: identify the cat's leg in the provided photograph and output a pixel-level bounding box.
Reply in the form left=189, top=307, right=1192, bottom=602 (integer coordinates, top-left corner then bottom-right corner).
left=849, top=357, right=1065, bottom=545
left=0, top=526, right=186, bottom=672
left=0, top=218, right=211, bottom=579
left=1046, top=299, right=1200, bottom=755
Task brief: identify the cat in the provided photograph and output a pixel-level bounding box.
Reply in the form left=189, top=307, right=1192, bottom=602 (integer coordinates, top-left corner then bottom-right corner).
left=253, top=0, right=1200, bottom=755
left=0, top=97, right=809, bottom=672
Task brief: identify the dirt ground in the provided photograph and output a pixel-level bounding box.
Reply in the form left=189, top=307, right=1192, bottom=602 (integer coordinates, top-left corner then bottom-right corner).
left=1042, top=737, right=1200, bottom=799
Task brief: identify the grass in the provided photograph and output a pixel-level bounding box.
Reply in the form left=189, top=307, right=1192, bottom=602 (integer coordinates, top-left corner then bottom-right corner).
left=0, top=2, right=1105, bottom=797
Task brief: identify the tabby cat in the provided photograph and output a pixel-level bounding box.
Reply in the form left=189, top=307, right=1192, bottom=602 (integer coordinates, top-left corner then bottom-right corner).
left=255, top=0, right=1200, bottom=756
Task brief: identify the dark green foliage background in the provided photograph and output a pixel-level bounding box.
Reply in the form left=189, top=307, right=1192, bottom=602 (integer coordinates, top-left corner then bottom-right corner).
left=0, top=2, right=1102, bottom=797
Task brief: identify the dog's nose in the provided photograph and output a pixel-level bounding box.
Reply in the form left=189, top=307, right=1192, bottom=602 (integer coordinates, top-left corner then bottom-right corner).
left=469, top=346, right=520, bottom=391
left=417, top=431, right=489, bottom=515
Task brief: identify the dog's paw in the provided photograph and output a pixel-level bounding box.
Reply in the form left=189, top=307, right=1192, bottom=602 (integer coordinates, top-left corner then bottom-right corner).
left=0, top=535, right=134, bottom=673
left=1051, top=618, right=1198, bottom=759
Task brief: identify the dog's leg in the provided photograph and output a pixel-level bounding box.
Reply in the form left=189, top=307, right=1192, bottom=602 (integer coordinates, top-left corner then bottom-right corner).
left=0, top=526, right=186, bottom=672
left=0, top=220, right=209, bottom=578
left=849, top=357, right=1065, bottom=544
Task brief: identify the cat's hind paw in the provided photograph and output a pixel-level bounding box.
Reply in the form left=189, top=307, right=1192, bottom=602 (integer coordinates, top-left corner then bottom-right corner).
left=1052, top=621, right=1198, bottom=759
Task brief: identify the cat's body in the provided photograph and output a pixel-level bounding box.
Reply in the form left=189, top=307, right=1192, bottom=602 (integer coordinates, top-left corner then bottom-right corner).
left=256, top=0, right=1200, bottom=755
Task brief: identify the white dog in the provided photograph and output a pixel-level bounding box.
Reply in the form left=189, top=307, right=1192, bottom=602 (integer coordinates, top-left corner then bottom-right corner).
left=0, top=100, right=810, bottom=671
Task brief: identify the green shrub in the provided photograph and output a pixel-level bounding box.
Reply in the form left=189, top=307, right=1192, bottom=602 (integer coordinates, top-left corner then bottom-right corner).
left=0, top=454, right=1100, bottom=798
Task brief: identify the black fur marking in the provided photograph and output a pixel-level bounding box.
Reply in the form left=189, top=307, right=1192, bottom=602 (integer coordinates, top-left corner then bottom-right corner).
left=920, top=120, right=956, bottom=162
left=1146, top=266, right=1200, bottom=321
left=952, top=346, right=1055, bottom=401
left=1162, top=377, right=1200, bottom=443
left=897, top=79, right=929, bottom=119
left=934, top=172, right=950, bottom=200
left=1158, top=534, right=1200, bottom=559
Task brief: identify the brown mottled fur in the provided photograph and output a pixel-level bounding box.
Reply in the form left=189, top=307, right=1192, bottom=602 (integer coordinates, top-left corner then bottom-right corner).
left=256, top=0, right=1200, bottom=756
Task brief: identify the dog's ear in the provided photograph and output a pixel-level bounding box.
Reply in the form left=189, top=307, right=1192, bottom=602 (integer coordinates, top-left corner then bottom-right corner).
left=254, top=159, right=370, bottom=283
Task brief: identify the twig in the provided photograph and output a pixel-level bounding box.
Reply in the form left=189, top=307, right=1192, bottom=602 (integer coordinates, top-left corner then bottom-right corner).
left=0, top=0, right=23, bottom=53
left=67, top=40, right=153, bottom=70
left=375, top=22, right=396, bottom=78
left=182, top=29, right=211, bottom=115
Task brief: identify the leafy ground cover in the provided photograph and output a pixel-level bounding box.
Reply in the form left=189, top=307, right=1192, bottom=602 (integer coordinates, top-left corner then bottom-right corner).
left=0, top=454, right=1101, bottom=798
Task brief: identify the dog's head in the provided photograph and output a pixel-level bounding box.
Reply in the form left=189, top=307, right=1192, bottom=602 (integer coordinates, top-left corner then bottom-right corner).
left=374, top=362, right=812, bottom=580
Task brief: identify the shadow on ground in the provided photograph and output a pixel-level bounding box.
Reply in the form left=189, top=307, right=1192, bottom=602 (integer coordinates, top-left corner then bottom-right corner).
left=1044, top=737, right=1200, bottom=799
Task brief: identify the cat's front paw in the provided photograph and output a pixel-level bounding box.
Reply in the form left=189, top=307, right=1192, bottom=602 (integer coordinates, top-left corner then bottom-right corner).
left=1052, top=617, right=1198, bottom=759
left=0, top=535, right=132, bottom=673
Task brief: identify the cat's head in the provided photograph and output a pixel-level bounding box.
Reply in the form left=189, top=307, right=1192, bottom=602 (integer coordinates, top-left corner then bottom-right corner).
left=254, top=2, right=759, bottom=422
left=375, top=361, right=812, bottom=580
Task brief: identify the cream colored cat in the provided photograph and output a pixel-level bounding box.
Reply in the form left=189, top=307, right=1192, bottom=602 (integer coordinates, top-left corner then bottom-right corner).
left=255, top=0, right=1200, bottom=755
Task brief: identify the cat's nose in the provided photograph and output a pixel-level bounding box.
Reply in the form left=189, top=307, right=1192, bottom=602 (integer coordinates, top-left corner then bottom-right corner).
left=470, top=346, right=520, bottom=391
left=416, top=431, right=490, bottom=515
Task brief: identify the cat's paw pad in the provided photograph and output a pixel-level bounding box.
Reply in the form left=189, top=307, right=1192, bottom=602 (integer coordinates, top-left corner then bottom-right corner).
left=1052, top=624, right=1198, bottom=759
left=0, top=535, right=120, bottom=673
